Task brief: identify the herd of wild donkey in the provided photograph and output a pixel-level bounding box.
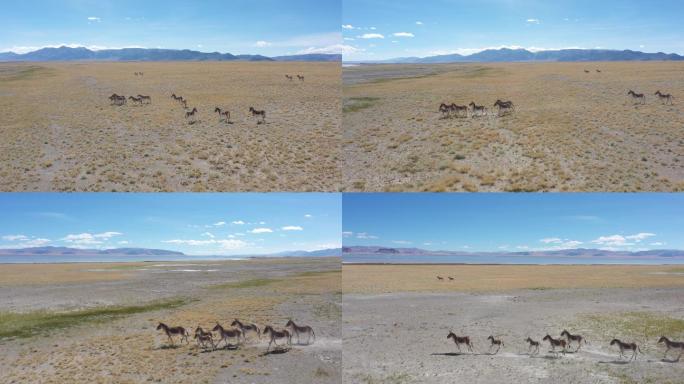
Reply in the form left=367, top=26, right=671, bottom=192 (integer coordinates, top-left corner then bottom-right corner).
left=156, top=318, right=315, bottom=353
left=438, top=68, right=675, bottom=119
left=107, top=72, right=307, bottom=125
left=436, top=275, right=684, bottom=362
left=446, top=331, right=684, bottom=362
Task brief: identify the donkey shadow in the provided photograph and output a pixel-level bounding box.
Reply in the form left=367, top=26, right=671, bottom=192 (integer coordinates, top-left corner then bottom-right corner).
left=661, top=357, right=682, bottom=363
left=156, top=344, right=182, bottom=350
left=260, top=347, right=291, bottom=356
left=598, top=359, right=632, bottom=365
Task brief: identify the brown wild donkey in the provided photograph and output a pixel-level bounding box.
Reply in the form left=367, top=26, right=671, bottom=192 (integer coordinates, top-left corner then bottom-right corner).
left=212, top=323, right=243, bottom=348
left=487, top=335, right=504, bottom=354
left=194, top=326, right=215, bottom=349
left=157, top=322, right=189, bottom=345
left=543, top=334, right=566, bottom=357
left=561, top=330, right=587, bottom=351
left=263, top=325, right=292, bottom=352
left=525, top=337, right=540, bottom=355
left=231, top=319, right=261, bottom=341
left=658, top=336, right=684, bottom=360
left=285, top=319, right=316, bottom=345
left=610, top=338, right=640, bottom=361
left=447, top=332, right=474, bottom=353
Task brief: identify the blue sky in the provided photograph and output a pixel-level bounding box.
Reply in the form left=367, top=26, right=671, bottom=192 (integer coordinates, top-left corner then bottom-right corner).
left=0, top=0, right=341, bottom=56
left=343, top=194, right=684, bottom=252
left=0, top=194, right=341, bottom=255
left=342, top=0, right=684, bottom=60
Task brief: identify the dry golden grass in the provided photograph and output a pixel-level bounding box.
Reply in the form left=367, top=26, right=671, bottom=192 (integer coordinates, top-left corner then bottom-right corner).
left=343, top=62, right=684, bottom=191
left=0, top=61, right=341, bottom=192
left=0, top=269, right=340, bottom=384
left=343, top=264, right=684, bottom=294
left=0, top=262, right=144, bottom=285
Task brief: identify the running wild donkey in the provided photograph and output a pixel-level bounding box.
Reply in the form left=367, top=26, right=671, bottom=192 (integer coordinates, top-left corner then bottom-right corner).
left=212, top=323, right=243, bottom=348
left=231, top=319, right=261, bottom=341
left=655, top=90, right=674, bottom=105
left=263, top=326, right=292, bottom=352
left=560, top=330, right=587, bottom=352
left=525, top=337, right=540, bottom=355
left=658, top=336, right=684, bottom=360
left=543, top=334, right=567, bottom=356
left=285, top=320, right=316, bottom=345
left=628, top=90, right=646, bottom=104
left=487, top=335, right=504, bottom=354
left=156, top=322, right=189, bottom=345
left=610, top=338, right=640, bottom=361
left=447, top=332, right=474, bottom=353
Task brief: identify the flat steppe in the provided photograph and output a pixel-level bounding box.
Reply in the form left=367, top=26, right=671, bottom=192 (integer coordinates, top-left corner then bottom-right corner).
left=343, top=265, right=684, bottom=384
left=343, top=62, right=684, bottom=192
left=0, top=257, right=341, bottom=383
left=0, top=62, right=341, bottom=191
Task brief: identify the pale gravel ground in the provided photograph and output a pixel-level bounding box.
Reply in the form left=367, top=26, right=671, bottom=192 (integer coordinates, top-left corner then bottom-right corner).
left=343, top=288, right=684, bottom=384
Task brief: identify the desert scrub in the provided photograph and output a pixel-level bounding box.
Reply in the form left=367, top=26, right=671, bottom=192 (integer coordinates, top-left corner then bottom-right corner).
left=0, top=298, right=189, bottom=339
left=209, top=277, right=281, bottom=290
left=344, top=97, right=380, bottom=113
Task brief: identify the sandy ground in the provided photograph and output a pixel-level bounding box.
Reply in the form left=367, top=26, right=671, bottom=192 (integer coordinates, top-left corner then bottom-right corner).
left=0, top=62, right=341, bottom=192
left=0, top=257, right=341, bottom=383
left=342, top=265, right=684, bottom=384
left=343, top=62, right=684, bottom=192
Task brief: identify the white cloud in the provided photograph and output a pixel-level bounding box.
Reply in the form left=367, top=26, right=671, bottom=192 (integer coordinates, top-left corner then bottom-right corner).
left=297, top=44, right=357, bottom=54
left=255, top=41, right=272, bottom=47
left=281, top=226, right=303, bottom=231
left=2, top=235, right=29, bottom=241
left=356, top=232, right=378, bottom=239
left=213, top=221, right=226, bottom=226
left=526, top=18, right=540, bottom=24
left=23, top=238, right=51, bottom=247
left=61, top=231, right=122, bottom=245
left=344, top=37, right=356, bottom=41
left=540, top=237, right=562, bottom=244
left=650, top=242, right=665, bottom=246
left=625, top=233, right=656, bottom=242
left=342, top=231, right=353, bottom=237
left=250, top=228, right=273, bottom=234
left=358, top=33, right=384, bottom=39
left=392, top=240, right=412, bottom=245
left=304, top=214, right=313, bottom=218
left=342, top=24, right=354, bottom=29
left=592, top=233, right=656, bottom=247
left=231, top=220, right=244, bottom=225
left=416, top=21, right=423, bottom=25
left=163, top=239, right=248, bottom=249
left=87, top=17, right=101, bottom=22
left=202, top=232, right=215, bottom=238
left=118, top=240, right=129, bottom=245
left=393, top=32, right=415, bottom=38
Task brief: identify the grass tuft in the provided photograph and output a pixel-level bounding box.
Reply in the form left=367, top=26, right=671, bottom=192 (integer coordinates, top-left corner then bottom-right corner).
left=0, top=298, right=188, bottom=340
left=344, top=97, right=380, bottom=113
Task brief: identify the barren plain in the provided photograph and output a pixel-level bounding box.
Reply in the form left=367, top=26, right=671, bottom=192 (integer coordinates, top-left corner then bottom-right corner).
left=0, top=62, right=341, bottom=191
left=343, top=265, right=684, bottom=384
left=343, top=62, right=684, bottom=192
left=0, top=257, right=341, bottom=384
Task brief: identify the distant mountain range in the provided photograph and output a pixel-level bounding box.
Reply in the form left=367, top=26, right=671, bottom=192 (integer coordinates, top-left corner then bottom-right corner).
left=352, top=48, right=684, bottom=64
left=0, top=246, right=342, bottom=258
left=343, top=246, right=684, bottom=259
left=0, top=46, right=340, bottom=62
